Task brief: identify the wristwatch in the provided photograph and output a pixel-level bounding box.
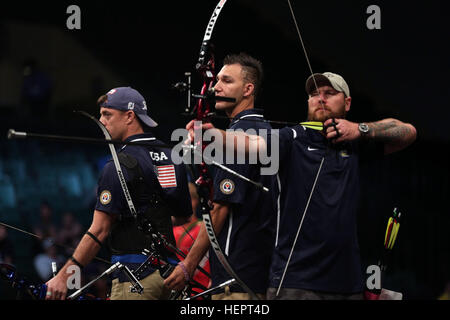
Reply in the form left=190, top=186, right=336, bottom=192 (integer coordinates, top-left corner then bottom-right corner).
left=358, top=123, right=370, bottom=135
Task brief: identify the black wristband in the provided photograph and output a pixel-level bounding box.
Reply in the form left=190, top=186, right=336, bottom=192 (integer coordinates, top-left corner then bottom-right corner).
left=85, top=231, right=102, bottom=247
left=70, top=256, right=84, bottom=269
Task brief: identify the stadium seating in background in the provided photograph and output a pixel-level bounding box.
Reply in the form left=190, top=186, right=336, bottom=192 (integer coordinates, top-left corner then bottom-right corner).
left=0, top=175, right=16, bottom=209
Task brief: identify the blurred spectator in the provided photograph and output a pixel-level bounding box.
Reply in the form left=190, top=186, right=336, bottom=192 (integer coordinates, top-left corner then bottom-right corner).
left=0, top=225, right=14, bottom=265
left=21, top=58, right=53, bottom=118
left=33, top=201, right=58, bottom=239
left=31, top=201, right=58, bottom=255
left=33, top=238, right=65, bottom=281
left=56, top=211, right=83, bottom=257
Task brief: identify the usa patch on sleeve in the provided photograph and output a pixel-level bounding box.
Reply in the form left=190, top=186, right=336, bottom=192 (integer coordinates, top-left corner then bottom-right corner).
left=156, top=165, right=177, bottom=188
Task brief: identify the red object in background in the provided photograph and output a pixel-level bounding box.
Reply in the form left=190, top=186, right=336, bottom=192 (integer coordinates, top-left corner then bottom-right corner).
left=364, top=290, right=380, bottom=300
left=173, top=218, right=211, bottom=295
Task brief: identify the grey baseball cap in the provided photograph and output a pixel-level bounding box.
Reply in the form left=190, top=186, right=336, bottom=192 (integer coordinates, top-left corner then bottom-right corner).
left=305, top=72, right=350, bottom=97
left=100, top=86, right=158, bottom=128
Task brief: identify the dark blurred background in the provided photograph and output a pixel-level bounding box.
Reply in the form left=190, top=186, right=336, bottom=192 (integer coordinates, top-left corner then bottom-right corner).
left=0, top=1, right=448, bottom=299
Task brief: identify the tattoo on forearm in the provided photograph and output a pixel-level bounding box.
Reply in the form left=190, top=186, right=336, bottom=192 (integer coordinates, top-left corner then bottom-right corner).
left=369, top=120, right=412, bottom=144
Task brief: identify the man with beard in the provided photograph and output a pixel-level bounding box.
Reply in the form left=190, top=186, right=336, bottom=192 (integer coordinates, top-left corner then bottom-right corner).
left=187, top=72, right=417, bottom=299
left=265, top=72, right=415, bottom=299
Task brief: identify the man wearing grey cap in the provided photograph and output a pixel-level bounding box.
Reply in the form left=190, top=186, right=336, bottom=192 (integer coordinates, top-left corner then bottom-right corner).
left=45, top=87, right=193, bottom=300
left=264, top=72, right=417, bottom=299
left=188, top=72, right=417, bottom=299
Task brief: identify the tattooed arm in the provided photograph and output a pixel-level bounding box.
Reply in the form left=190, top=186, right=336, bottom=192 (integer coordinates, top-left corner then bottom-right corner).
left=323, top=118, right=417, bottom=155
left=364, top=118, right=417, bottom=154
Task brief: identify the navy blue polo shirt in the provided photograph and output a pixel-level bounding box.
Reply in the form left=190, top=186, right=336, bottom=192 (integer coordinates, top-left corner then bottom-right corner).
left=210, top=109, right=277, bottom=294
left=269, top=125, right=383, bottom=294
left=95, top=133, right=192, bottom=281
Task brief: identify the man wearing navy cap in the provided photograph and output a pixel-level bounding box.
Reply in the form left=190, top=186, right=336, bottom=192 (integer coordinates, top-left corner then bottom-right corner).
left=45, top=87, right=192, bottom=300
left=186, top=72, right=417, bottom=299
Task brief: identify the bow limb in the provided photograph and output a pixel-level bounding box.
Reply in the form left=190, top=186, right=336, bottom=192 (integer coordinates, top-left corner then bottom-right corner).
left=188, top=0, right=259, bottom=300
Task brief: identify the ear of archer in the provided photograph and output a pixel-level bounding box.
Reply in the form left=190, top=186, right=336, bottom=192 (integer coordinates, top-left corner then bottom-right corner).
left=344, top=96, right=352, bottom=112
left=125, top=110, right=136, bottom=124
left=243, top=82, right=255, bottom=97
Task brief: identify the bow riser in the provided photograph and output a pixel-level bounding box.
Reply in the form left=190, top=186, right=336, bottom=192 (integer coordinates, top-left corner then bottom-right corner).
left=188, top=0, right=259, bottom=300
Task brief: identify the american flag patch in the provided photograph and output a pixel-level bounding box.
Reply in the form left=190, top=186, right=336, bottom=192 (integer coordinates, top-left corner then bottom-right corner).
left=155, top=165, right=177, bottom=188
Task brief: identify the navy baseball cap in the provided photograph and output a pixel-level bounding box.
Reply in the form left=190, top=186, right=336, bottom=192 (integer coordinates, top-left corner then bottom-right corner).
left=101, top=86, right=158, bottom=128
